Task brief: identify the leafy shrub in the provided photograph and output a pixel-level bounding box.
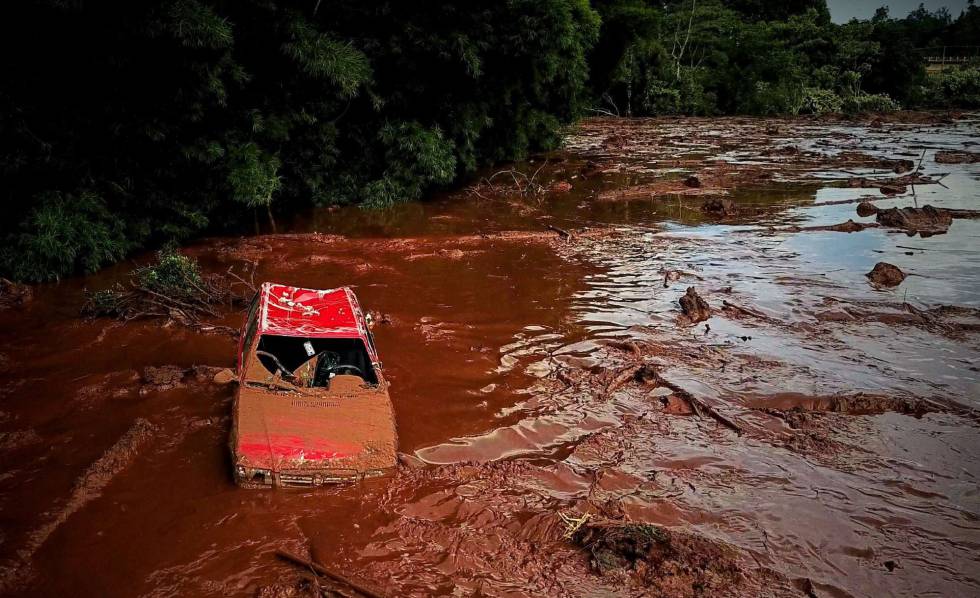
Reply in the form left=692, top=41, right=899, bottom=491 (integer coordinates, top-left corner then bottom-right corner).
left=841, top=92, right=900, bottom=113
left=799, top=88, right=844, bottom=114
left=0, top=191, right=133, bottom=283
left=924, top=66, right=980, bottom=108
left=135, top=247, right=204, bottom=300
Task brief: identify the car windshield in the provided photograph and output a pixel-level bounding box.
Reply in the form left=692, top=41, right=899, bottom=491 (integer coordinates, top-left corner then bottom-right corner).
left=254, top=335, right=378, bottom=386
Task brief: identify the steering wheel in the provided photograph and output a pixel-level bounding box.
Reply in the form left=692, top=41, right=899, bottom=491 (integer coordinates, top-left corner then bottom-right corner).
left=327, top=364, right=364, bottom=377
left=256, top=350, right=296, bottom=379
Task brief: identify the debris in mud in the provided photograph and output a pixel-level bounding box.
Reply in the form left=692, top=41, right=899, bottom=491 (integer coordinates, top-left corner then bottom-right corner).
left=142, top=365, right=189, bottom=390
left=866, top=262, right=906, bottom=287
left=878, top=183, right=907, bottom=196
left=752, top=393, right=940, bottom=454
left=601, top=362, right=744, bottom=434
left=679, top=287, right=711, bottom=323
left=774, top=219, right=880, bottom=233
left=255, top=578, right=319, bottom=598
left=367, top=310, right=394, bottom=326
left=856, top=201, right=880, bottom=217
left=276, top=550, right=386, bottom=598
left=684, top=175, right=701, bottom=188
left=82, top=248, right=252, bottom=332
left=818, top=219, right=877, bottom=233
left=545, top=223, right=574, bottom=241
left=846, top=172, right=934, bottom=191
left=572, top=522, right=745, bottom=596
left=550, top=180, right=573, bottom=193
left=876, top=205, right=952, bottom=236
left=0, top=278, right=32, bottom=310
left=701, top=197, right=737, bottom=216
left=934, top=150, right=980, bottom=164
left=140, top=365, right=228, bottom=393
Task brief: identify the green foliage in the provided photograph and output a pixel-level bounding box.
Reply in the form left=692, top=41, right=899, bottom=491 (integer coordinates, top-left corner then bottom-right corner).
left=3, top=0, right=977, bottom=282
left=0, top=192, right=133, bottom=282
left=799, top=87, right=843, bottom=114
left=589, top=0, right=972, bottom=116
left=226, top=143, right=282, bottom=208
left=281, top=19, right=372, bottom=97
left=2, top=0, right=599, bottom=282
left=841, top=92, right=900, bottom=114
left=135, top=247, right=204, bottom=299
left=924, top=66, right=980, bottom=108
left=362, top=123, right=456, bottom=208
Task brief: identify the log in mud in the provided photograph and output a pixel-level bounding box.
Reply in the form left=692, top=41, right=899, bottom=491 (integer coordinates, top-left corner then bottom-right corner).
left=1, top=114, right=979, bottom=597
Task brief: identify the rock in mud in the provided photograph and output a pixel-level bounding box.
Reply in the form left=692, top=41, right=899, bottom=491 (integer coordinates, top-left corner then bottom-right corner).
left=935, top=150, right=980, bottom=164
left=212, top=368, right=237, bottom=385
left=701, top=197, right=737, bottom=216
left=876, top=205, right=952, bottom=236
left=856, top=201, right=879, bottom=217
left=573, top=522, right=744, bottom=595
left=683, top=175, right=701, bottom=188
left=866, top=262, right=906, bottom=287
left=679, top=287, right=711, bottom=323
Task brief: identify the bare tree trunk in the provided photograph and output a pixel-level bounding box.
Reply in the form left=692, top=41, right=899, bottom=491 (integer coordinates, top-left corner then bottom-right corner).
left=671, top=0, right=697, bottom=80
left=266, top=203, right=278, bottom=234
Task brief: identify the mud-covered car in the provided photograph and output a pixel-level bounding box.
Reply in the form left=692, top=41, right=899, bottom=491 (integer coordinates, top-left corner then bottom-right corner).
left=230, top=283, right=397, bottom=488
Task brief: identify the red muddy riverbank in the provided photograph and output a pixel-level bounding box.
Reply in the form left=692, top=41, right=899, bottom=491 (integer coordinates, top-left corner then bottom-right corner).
left=1, top=115, right=978, bottom=597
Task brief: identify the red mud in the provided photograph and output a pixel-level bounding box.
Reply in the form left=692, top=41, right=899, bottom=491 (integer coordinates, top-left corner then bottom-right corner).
left=1, top=114, right=979, bottom=598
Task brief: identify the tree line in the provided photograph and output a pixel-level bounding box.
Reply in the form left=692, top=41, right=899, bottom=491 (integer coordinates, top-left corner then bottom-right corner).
left=2, top=0, right=978, bottom=282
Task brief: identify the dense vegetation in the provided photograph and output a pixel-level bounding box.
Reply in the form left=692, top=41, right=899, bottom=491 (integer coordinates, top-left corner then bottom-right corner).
left=2, top=0, right=978, bottom=282
left=590, top=0, right=980, bottom=116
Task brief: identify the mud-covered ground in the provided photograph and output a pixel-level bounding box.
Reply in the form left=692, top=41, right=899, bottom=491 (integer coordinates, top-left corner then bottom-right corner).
left=1, top=114, right=978, bottom=597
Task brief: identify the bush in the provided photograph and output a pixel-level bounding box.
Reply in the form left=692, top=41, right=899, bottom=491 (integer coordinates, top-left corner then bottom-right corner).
left=0, top=191, right=133, bottom=283
left=799, top=88, right=844, bottom=114
left=841, top=92, right=901, bottom=113
left=135, top=247, right=204, bottom=300
left=924, top=66, right=980, bottom=108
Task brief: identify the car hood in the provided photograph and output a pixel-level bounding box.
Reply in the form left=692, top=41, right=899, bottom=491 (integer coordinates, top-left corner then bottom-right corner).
left=232, top=375, right=397, bottom=473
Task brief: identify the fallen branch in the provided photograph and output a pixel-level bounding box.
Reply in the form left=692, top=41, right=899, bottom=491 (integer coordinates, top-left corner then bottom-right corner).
left=721, top=300, right=769, bottom=321
left=276, top=550, right=385, bottom=598
left=607, top=363, right=743, bottom=435
left=545, top=223, right=573, bottom=240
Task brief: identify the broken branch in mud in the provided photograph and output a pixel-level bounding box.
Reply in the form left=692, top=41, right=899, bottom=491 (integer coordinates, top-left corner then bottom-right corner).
left=606, top=363, right=743, bottom=435
left=276, top=550, right=385, bottom=598
left=82, top=248, right=253, bottom=332
left=721, top=300, right=769, bottom=321
left=544, top=223, right=573, bottom=241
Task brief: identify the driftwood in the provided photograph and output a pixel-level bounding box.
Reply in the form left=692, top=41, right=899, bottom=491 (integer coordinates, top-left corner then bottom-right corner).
left=276, top=550, right=385, bottom=598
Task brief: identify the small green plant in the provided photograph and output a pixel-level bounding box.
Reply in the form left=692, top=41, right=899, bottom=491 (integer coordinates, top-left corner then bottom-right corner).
left=135, top=247, right=204, bottom=299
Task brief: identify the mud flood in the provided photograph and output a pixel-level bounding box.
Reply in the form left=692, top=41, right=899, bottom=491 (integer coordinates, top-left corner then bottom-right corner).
left=1, top=115, right=979, bottom=597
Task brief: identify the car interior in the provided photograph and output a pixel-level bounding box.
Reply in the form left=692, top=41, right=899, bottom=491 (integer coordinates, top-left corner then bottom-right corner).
left=255, top=335, right=378, bottom=387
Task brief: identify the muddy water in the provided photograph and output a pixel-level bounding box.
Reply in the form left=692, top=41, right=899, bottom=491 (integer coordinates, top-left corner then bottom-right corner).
left=1, top=116, right=979, bottom=597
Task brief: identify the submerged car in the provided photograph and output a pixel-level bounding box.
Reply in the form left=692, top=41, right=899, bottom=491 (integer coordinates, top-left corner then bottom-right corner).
left=230, top=282, right=397, bottom=488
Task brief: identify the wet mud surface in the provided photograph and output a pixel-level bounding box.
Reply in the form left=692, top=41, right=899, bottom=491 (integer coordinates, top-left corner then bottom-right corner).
left=1, top=114, right=978, bottom=597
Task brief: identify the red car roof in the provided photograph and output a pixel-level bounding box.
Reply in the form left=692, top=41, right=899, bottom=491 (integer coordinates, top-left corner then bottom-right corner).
left=257, top=283, right=376, bottom=360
